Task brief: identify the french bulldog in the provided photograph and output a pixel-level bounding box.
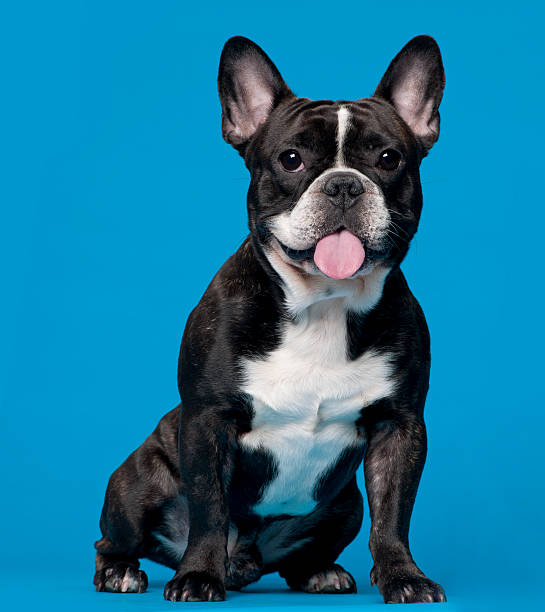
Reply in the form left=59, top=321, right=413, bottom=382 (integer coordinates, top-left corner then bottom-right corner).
left=94, top=34, right=446, bottom=604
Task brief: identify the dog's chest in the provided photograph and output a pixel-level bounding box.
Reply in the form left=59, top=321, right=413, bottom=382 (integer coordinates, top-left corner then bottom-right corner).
left=239, top=300, right=395, bottom=517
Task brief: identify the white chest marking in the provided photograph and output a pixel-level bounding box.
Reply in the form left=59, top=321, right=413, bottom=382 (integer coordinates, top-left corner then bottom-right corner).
left=240, top=299, right=395, bottom=517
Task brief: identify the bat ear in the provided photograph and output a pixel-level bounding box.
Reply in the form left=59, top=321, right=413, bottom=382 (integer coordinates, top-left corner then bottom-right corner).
left=374, top=35, right=445, bottom=152
left=218, top=36, right=293, bottom=151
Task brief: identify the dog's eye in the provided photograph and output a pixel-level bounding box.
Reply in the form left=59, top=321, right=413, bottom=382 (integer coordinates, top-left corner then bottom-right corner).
left=279, top=150, right=304, bottom=172
left=377, top=149, right=401, bottom=171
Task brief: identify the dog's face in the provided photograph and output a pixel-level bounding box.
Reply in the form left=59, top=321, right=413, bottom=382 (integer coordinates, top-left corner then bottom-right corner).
left=218, top=36, right=444, bottom=281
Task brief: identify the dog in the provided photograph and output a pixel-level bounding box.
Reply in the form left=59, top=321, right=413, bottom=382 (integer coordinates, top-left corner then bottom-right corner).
left=93, top=35, right=446, bottom=604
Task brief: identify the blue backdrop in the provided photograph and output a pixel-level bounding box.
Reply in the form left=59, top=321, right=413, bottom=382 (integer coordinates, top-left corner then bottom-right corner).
left=2, top=1, right=543, bottom=610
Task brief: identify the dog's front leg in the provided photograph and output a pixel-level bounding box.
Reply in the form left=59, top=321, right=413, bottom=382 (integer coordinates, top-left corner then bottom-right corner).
left=364, top=414, right=446, bottom=604
left=163, top=406, right=236, bottom=602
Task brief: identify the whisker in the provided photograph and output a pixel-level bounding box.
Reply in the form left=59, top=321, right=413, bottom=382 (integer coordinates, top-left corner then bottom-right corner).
left=385, top=230, right=401, bottom=250
left=389, top=220, right=410, bottom=238
left=387, top=208, right=413, bottom=222
left=386, top=226, right=409, bottom=245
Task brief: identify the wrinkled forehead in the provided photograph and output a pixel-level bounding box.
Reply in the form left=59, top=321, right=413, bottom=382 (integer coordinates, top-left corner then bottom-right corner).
left=262, top=97, right=409, bottom=158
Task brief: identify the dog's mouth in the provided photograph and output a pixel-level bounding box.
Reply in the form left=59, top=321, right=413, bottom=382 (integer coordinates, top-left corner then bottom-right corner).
left=278, top=242, right=316, bottom=261
left=277, top=229, right=390, bottom=280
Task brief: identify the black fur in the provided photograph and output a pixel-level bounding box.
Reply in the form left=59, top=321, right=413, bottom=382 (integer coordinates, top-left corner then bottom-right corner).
left=94, top=35, right=446, bottom=604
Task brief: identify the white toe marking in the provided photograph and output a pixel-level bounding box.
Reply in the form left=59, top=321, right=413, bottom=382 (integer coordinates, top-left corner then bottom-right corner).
left=121, top=568, right=138, bottom=592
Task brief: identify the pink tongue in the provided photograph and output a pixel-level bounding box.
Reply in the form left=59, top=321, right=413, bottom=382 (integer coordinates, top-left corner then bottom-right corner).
left=313, top=230, right=365, bottom=279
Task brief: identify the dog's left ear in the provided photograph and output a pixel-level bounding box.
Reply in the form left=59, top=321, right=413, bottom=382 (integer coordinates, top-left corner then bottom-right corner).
left=218, top=36, right=293, bottom=152
left=374, top=35, right=445, bottom=153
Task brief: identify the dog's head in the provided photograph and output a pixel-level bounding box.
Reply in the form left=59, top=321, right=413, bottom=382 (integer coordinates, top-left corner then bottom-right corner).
left=218, top=36, right=444, bottom=288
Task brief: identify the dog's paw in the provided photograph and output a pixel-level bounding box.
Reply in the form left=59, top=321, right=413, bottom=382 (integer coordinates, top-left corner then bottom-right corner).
left=371, top=565, right=446, bottom=604
left=288, top=564, right=357, bottom=594
left=94, top=565, right=148, bottom=593
left=225, top=550, right=263, bottom=591
left=164, top=571, right=226, bottom=602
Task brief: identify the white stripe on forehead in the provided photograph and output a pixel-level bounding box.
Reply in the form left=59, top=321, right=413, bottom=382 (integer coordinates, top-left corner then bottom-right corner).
left=336, top=106, right=351, bottom=166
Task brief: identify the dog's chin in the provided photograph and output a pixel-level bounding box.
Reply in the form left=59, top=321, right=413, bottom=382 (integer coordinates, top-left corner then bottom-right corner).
left=268, top=236, right=385, bottom=279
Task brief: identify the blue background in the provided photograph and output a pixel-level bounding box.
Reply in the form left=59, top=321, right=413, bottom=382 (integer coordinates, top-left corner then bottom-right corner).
left=2, top=1, right=544, bottom=610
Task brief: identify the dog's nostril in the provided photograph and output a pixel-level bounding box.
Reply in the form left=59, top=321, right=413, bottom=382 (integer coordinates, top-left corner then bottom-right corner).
left=348, top=182, right=364, bottom=196
left=324, top=183, right=340, bottom=197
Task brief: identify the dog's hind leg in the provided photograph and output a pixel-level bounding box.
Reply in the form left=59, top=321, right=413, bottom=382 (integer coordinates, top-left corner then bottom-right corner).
left=225, top=526, right=264, bottom=591
left=93, top=406, right=182, bottom=593
left=265, top=478, right=363, bottom=594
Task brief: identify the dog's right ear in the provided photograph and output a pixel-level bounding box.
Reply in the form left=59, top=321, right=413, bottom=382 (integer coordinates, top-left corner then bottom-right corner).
left=218, top=36, right=293, bottom=152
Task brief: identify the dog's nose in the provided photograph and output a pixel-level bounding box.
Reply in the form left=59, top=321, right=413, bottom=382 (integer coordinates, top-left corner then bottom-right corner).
left=322, top=173, right=364, bottom=209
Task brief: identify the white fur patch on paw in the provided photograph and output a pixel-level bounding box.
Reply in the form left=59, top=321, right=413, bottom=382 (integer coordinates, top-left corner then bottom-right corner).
left=302, top=564, right=356, bottom=594
left=102, top=566, right=147, bottom=593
